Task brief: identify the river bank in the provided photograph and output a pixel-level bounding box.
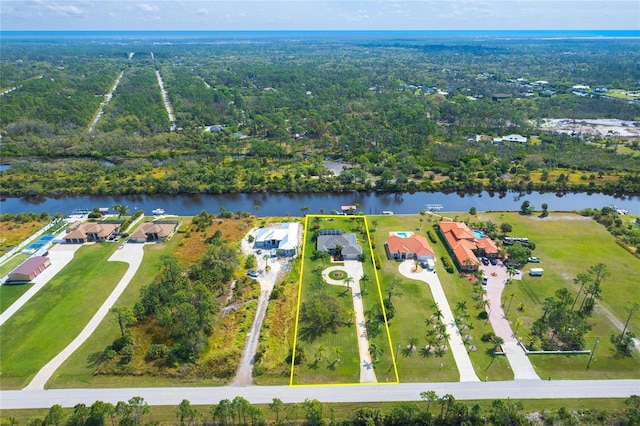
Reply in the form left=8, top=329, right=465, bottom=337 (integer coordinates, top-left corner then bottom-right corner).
left=1, top=190, right=638, bottom=217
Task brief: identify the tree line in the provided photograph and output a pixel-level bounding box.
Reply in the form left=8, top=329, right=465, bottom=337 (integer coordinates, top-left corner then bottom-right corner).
left=11, top=393, right=640, bottom=426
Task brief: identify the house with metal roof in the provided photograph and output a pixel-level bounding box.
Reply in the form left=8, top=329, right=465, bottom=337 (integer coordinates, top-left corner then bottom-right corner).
left=316, top=230, right=362, bottom=261
left=254, top=222, right=301, bottom=257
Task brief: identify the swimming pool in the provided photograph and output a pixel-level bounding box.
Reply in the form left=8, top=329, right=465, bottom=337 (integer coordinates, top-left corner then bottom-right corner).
left=28, top=242, right=46, bottom=250
left=472, top=229, right=487, bottom=239
left=40, top=235, right=54, bottom=241
left=395, top=232, right=411, bottom=238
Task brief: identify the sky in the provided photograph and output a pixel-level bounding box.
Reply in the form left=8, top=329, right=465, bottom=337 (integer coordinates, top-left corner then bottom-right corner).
left=1, top=0, right=639, bottom=31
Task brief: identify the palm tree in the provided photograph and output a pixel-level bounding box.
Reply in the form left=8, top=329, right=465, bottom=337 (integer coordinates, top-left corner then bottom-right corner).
left=360, top=273, right=370, bottom=294
left=431, top=303, right=444, bottom=322
left=300, top=206, right=310, bottom=217
left=408, top=337, right=419, bottom=351
left=369, top=343, right=383, bottom=362
left=505, top=292, right=517, bottom=315
left=346, top=309, right=356, bottom=324
left=491, top=335, right=505, bottom=357
left=387, top=278, right=402, bottom=304
left=314, top=344, right=325, bottom=362
left=254, top=204, right=261, bottom=217
left=414, top=259, right=421, bottom=272
left=343, top=276, right=354, bottom=292
left=112, top=204, right=129, bottom=218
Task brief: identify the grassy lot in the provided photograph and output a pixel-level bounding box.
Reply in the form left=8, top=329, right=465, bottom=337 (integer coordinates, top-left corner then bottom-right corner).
left=474, top=211, right=640, bottom=379
left=370, top=214, right=512, bottom=382
left=0, top=243, right=127, bottom=390
left=49, top=216, right=261, bottom=388
left=0, top=282, right=34, bottom=313
left=0, top=253, right=30, bottom=278
left=292, top=215, right=393, bottom=385
left=48, top=221, right=212, bottom=388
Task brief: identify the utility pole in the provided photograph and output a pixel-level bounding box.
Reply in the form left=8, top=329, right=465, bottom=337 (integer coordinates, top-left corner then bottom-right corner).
left=586, top=337, right=600, bottom=369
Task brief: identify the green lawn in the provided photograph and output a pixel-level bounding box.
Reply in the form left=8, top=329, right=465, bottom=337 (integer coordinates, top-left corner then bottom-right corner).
left=47, top=225, right=211, bottom=389
left=476, top=211, right=640, bottom=379
left=292, top=215, right=394, bottom=385
left=0, top=282, right=34, bottom=313
left=369, top=214, right=513, bottom=382
left=0, top=243, right=127, bottom=389
left=0, top=253, right=30, bottom=279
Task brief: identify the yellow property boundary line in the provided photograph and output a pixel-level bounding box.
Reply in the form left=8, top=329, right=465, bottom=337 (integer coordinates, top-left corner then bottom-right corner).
left=289, top=214, right=400, bottom=387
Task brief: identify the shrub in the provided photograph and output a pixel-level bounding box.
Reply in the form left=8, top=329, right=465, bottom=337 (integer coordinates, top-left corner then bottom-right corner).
left=373, top=252, right=382, bottom=270
left=147, top=344, right=168, bottom=360
left=478, top=311, right=489, bottom=320
left=427, top=229, right=438, bottom=243
left=481, top=332, right=495, bottom=342
left=441, top=256, right=454, bottom=273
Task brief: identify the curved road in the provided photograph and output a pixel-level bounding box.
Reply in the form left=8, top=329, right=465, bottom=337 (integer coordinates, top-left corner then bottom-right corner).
left=1, top=379, right=638, bottom=409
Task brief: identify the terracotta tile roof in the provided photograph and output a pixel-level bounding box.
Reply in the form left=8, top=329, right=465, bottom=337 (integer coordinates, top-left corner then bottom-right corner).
left=386, top=234, right=435, bottom=258
left=438, top=221, right=496, bottom=268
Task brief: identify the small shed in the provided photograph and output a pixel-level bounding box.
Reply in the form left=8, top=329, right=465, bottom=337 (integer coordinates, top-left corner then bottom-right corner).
left=8, top=256, right=51, bottom=282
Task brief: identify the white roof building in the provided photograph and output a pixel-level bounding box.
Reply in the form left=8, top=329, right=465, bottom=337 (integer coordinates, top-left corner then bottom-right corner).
left=254, top=222, right=301, bottom=256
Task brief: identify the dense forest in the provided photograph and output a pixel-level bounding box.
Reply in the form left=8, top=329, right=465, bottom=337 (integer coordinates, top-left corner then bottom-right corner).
left=1, top=33, right=639, bottom=196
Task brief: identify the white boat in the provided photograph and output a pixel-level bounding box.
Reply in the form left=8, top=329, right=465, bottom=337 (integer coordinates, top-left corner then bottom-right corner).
left=152, top=208, right=165, bottom=216
left=382, top=210, right=394, bottom=215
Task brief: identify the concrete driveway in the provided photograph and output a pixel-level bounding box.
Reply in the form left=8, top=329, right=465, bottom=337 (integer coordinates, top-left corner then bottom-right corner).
left=481, top=261, right=540, bottom=380
left=322, top=261, right=377, bottom=383
left=25, top=242, right=145, bottom=390
left=398, top=260, right=480, bottom=382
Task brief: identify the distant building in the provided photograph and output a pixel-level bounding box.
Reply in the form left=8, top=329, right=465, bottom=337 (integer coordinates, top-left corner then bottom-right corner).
left=491, top=93, right=511, bottom=101
left=8, top=256, right=51, bottom=282
left=502, top=134, right=528, bottom=144
left=254, top=222, right=301, bottom=257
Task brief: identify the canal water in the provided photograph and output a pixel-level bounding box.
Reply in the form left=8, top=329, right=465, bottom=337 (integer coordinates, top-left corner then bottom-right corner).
left=1, top=191, right=639, bottom=217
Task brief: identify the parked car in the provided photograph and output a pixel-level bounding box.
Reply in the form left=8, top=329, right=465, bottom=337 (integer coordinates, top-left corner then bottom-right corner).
left=482, top=277, right=488, bottom=285
left=481, top=257, right=490, bottom=265
left=489, top=258, right=498, bottom=266
left=528, top=257, right=540, bottom=263
left=247, top=270, right=259, bottom=278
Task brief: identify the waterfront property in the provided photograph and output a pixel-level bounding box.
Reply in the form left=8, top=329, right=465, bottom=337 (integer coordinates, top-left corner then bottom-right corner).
left=254, top=222, right=301, bottom=257
left=316, top=230, right=362, bottom=260
left=385, top=232, right=435, bottom=262
left=7, top=256, right=51, bottom=282
left=64, top=221, right=120, bottom=244
left=129, top=221, right=179, bottom=243
left=438, top=222, right=498, bottom=272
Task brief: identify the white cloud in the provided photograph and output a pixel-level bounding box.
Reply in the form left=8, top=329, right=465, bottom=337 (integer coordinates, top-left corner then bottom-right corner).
left=136, top=3, right=158, bottom=12
left=197, top=8, right=210, bottom=15
left=34, top=0, right=86, bottom=17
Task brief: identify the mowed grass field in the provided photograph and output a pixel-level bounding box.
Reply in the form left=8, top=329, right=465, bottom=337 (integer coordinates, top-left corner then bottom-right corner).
left=47, top=220, right=222, bottom=388
left=370, top=215, right=511, bottom=382
left=0, top=243, right=127, bottom=389
left=473, top=211, right=640, bottom=379
left=292, top=215, right=394, bottom=385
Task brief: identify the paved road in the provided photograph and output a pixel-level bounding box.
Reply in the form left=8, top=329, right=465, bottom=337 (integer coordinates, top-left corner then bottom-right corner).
left=1, top=379, right=638, bottom=409
left=398, top=261, right=480, bottom=382
left=24, top=243, right=145, bottom=390
left=323, top=261, right=377, bottom=383
left=0, top=244, right=81, bottom=326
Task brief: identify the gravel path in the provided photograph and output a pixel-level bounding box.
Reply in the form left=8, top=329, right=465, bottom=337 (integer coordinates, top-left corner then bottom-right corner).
left=24, top=243, right=145, bottom=390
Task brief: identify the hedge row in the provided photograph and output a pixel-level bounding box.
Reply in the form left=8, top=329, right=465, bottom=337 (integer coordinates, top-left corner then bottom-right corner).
left=427, top=229, right=438, bottom=244
left=441, top=255, right=455, bottom=273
